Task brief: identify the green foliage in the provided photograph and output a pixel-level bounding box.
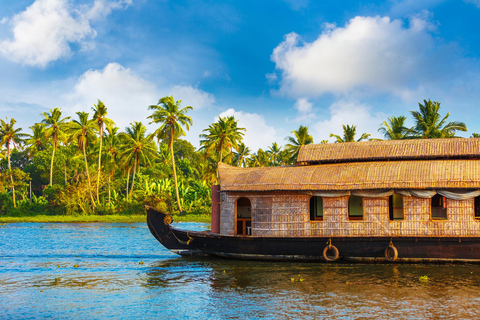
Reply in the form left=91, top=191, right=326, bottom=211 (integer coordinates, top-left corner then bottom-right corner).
left=15, top=193, right=49, bottom=215
left=0, top=192, right=14, bottom=215
left=43, top=185, right=67, bottom=214
left=330, top=124, right=370, bottom=143
left=410, top=99, right=467, bottom=138
left=285, top=125, right=313, bottom=163
left=378, top=116, right=412, bottom=140
left=200, top=115, right=246, bottom=169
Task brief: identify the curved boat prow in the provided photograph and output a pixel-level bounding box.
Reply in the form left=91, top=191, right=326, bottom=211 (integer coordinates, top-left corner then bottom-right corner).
left=145, top=205, right=205, bottom=257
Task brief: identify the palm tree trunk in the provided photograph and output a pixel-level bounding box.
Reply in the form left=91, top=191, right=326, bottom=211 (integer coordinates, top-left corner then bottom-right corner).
left=50, top=143, right=56, bottom=186
left=7, top=151, right=16, bottom=208
left=130, top=155, right=137, bottom=195
left=83, top=142, right=95, bottom=206
left=126, top=168, right=131, bottom=202
left=170, top=142, right=183, bottom=213
left=109, top=167, right=115, bottom=205
left=96, top=128, right=103, bottom=204
left=216, top=144, right=224, bottom=182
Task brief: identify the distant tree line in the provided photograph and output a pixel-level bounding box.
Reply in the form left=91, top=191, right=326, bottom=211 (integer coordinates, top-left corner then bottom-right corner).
left=0, top=98, right=474, bottom=216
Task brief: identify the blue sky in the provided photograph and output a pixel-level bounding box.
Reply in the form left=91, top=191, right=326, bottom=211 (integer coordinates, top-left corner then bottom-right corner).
left=1, top=0, right=480, bottom=150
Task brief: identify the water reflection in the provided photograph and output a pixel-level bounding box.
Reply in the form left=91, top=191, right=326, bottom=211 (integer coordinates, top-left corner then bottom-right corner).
left=144, top=258, right=480, bottom=319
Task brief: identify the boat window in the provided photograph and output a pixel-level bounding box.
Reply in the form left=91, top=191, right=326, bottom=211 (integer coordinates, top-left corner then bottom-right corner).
left=389, top=194, right=404, bottom=220
left=236, top=197, right=252, bottom=235
left=431, top=194, right=447, bottom=220
left=475, top=196, right=480, bottom=219
left=310, top=196, right=323, bottom=221
left=348, top=196, right=363, bottom=220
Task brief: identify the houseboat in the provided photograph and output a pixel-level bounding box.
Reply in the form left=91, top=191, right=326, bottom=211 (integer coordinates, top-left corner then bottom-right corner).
left=147, top=138, right=480, bottom=262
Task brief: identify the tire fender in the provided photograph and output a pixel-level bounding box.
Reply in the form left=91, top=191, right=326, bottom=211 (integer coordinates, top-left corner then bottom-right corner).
left=385, top=244, right=398, bottom=262
left=323, top=245, right=339, bottom=262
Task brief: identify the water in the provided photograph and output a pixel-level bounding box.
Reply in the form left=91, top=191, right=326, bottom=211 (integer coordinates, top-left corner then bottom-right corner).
left=2, top=222, right=480, bottom=319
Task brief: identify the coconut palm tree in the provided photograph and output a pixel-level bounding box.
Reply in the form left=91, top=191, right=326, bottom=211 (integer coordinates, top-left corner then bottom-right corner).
left=0, top=117, right=27, bottom=207
left=330, top=124, right=370, bottom=143
left=118, top=122, right=157, bottom=200
left=25, top=123, right=48, bottom=159
left=42, top=108, right=70, bottom=186
left=233, top=143, right=251, bottom=167
left=249, top=148, right=270, bottom=167
left=104, top=125, right=120, bottom=204
left=285, top=125, right=313, bottom=163
left=148, top=95, right=192, bottom=213
left=378, top=116, right=412, bottom=140
left=267, top=142, right=282, bottom=166
left=410, top=99, right=467, bottom=138
left=92, top=100, right=115, bottom=204
left=68, top=111, right=97, bottom=205
left=200, top=116, right=246, bottom=171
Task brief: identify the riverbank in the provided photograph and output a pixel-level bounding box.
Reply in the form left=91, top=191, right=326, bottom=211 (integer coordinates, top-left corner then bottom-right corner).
left=0, top=214, right=211, bottom=223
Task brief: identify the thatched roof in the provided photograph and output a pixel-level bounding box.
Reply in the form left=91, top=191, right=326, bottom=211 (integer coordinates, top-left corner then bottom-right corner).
left=297, top=138, right=480, bottom=164
left=218, top=160, right=480, bottom=192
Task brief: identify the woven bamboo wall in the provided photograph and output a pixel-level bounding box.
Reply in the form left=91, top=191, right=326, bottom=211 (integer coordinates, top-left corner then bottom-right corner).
left=220, top=192, right=480, bottom=237
left=220, top=192, right=309, bottom=236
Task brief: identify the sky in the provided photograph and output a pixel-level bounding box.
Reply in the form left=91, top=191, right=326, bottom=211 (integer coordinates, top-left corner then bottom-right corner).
left=1, top=0, right=480, bottom=151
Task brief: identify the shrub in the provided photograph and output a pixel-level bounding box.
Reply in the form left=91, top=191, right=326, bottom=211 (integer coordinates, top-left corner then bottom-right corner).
left=0, top=192, right=14, bottom=215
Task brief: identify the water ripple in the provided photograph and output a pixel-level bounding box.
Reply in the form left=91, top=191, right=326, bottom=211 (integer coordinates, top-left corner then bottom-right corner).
left=2, top=223, right=480, bottom=319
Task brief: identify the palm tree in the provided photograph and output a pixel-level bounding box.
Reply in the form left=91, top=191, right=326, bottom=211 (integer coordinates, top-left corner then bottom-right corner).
left=285, top=125, right=313, bottom=163
left=92, top=100, right=115, bottom=204
left=104, top=125, right=120, bottom=204
left=278, top=149, right=292, bottom=166
left=68, top=111, right=97, bottom=205
left=233, top=143, right=251, bottom=167
left=378, top=116, right=412, bottom=140
left=330, top=124, right=370, bottom=143
left=118, top=122, right=157, bottom=200
left=197, top=151, right=218, bottom=187
left=42, top=108, right=70, bottom=186
left=249, top=148, right=270, bottom=167
left=199, top=116, right=246, bottom=173
left=410, top=99, right=467, bottom=138
left=148, top=95, right=193, bottom=213
left=0, top=117, right=28, bottom=207
left=267, top=142, right=282, bottom=166
left=25, top=123, right=48, bottom=159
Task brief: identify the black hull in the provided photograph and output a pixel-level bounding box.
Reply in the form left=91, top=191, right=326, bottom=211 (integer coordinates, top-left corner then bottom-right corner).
left=147, top=206, right=480, bottom=263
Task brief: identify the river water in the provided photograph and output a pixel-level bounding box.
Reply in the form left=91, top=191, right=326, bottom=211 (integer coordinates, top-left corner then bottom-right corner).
left=1, top=222, right=480, bottom=319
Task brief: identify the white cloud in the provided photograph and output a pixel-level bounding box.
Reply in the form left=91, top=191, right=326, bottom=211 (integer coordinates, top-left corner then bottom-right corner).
left=464, top=0, right=480, bottom=8
left=170, top=85, right=216, bottom=110
left=0, top=0, right=131, bottom=67
left=271, top=15, right=436, bottom=99
left=294, top=98, right=313, bottom=113
left=312, top=101, right=386, bottom=142
left=66, top=62, right=158, bottom=130
left=289, top=98, right=316, bottom=123
left=218, top=108, right=279, bottom=151
left=85, top=0, right=132, bottom=20
left=65, top=62, right=218, bottom=140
